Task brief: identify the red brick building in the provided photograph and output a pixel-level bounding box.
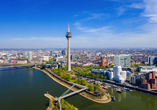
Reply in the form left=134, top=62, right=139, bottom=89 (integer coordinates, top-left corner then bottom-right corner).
left=100, top=56, right=107, bottom=67
left=141, top=71, right=157, bottom=90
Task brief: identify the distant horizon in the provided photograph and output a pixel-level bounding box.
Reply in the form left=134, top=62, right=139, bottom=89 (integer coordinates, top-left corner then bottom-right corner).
left=1, top=47, right=157, bottom=50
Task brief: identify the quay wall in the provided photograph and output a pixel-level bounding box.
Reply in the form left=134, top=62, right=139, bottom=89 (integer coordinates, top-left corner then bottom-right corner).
left=44, top=68, right=97, bottom=97
left=36, top=67, right=111, bottom=103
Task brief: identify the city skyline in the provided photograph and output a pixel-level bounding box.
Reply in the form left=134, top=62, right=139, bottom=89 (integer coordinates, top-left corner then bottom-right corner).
left=0, top=0, right=157, bottom=48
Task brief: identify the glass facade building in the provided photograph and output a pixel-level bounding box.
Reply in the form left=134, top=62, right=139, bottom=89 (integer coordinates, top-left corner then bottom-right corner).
left=114, top=55, right=131, bottom=68
left=50, top=51, right=53, bottom=56
left=148, top=56, right=156, bottom=66
left=62, top=48, right=66, bottom=56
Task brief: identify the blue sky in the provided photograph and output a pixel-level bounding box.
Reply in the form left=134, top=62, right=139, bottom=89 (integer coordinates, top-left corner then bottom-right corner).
left=0, top=0, right=157, bottom=48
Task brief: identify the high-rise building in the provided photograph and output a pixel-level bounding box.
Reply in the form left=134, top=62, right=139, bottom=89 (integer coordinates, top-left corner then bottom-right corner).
left=100, top=56, right=106, bottom=67
left=28, top=51, right=32, bottom=62
left=62, top=48, right=66, bottom=56
left=148, top=56, right=157, bottom=66
left=66, top=23, right=72, bottom=71
left=50, top=51, right=53, bottom=56
left=114, top=55, right=131, bottom=68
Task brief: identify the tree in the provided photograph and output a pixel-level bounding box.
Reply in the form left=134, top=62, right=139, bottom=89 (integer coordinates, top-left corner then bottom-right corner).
left=53, top=106, right=59, bottom=110
left=72, top=77, right=77, bottom=80
left=81, top=80, right=87, bottom=86
left=88, top=85, right=94, bottom=91
left=40, top=63, right=44, bottom=67
left=66, top=74, right=71, bottom=81
left=102, top=91, right=105, bottom=96
left=58, top=68, right=62, bottom=72
left=101, top=74, right=103, bottom=79
left=105, top=76, right=107, bottom=79
left=94, top=83, right=101, bottom=91
left=77, top=79, right=82, bottom=85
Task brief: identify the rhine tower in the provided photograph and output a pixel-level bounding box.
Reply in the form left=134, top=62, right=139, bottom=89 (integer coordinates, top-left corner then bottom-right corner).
left=66, top=23, right=72, bottom=71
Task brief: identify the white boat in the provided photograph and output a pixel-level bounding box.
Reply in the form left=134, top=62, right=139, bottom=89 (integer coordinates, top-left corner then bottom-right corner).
left=111, top=85, right=117, bottom=87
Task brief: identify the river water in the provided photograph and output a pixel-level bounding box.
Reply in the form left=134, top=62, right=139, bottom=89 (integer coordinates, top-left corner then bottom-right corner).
left=0, top=68, right=157, bottom=110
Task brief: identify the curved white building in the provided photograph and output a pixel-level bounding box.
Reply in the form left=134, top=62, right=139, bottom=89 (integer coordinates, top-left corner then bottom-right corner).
left=110, top=66, right=127, bottom=83
left=109, top=72, right=114, bottom=81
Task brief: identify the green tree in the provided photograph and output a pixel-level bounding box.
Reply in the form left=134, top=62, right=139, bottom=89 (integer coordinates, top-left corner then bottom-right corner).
left=40, top=63, right=44, bottom=67
left=77, top=79, right=82, bottom=84
left=88, top=85, right=94, bottom=91
left=53, top=106, right=59, bottom=110
left=105, top=76, right=107, bottom=79
left=72, top=77, right=77, bottom=80
left=101, top=74, right=103, bottom=79
left=94, top=83, right=101, bottom=91
left=81, top=80, right=87, bottom=86
left=66, top=74, right=71, bottom=81
left=102, top=91, right=105, bottom=96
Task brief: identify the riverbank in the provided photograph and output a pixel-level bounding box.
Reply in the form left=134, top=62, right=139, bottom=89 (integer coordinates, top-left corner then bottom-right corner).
left=33, top=67, right=111, bottom=104
left=0, top=65, right=33, bottom=71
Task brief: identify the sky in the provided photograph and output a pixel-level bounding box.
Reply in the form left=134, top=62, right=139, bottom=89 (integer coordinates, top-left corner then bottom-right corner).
left=0, top=0, right=157, bottom=48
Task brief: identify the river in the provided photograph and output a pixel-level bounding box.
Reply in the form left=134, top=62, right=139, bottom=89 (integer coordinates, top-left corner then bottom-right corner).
left=0, top=68, right=157, bottom=110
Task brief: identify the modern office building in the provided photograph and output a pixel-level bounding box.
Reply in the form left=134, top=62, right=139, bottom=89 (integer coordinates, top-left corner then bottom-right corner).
left=137, top=66, right=157, bottom=73
left=55, top=56, right=65, bottom=62
left=71, top=55, right=78, bottom=60
left=66, top=23, right=72, bottom=71
left=43, top=56, right=49, bottom=61
left=91, top=69, right=111, bottom=78
left=28, top=51, right=32, bottom=62
left=148, top=56, right=157, bottom=66
left=50, top=51, right=53, bottom=56
left=71, top=55, right=75, bottom=60
left=114, top=54, right=131, bottom=68
left=109, top=66, right=127, bottom=83
left=62, top=48, right=66, bottom=56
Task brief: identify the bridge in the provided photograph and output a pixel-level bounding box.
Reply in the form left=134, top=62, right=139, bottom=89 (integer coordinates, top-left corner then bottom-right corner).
left=44, top=83, right=89, bottom=110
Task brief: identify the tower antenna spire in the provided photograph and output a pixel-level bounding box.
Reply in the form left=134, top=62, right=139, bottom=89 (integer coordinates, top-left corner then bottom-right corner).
left=68, top=23, right=70, bottom=32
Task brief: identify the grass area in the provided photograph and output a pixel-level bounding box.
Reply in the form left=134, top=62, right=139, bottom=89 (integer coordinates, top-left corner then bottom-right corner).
left=52, top=99, right=78, bottom=110
left=131, top=63, right=147, bottom=67
left=69, top=80, right=76, bottom=83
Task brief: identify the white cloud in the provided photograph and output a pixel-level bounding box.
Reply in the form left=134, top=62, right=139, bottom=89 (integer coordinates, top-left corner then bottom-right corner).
left=117, top=7, right=125, bottom=16
left=74, top=22, right=112, bottom=33
left=0, top=37, right=66, bottom=48
left=128, top=3, right=144, bottom=9
left=73, top=20, right=157, bottom=48
left=141, top=0, right=157, bottom=23
left=13, top=37, right=64, bottom=41
left=85, top=13, right=108, bottom=20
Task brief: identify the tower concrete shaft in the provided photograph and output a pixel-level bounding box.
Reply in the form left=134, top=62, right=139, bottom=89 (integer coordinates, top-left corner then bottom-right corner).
left=66, top=23, right=72, bottom=71
left=67, top=38, right=71, bottom=71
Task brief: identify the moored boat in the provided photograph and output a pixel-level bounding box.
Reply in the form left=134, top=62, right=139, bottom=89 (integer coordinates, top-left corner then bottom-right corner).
left=112, top=96, right=116, bottom=101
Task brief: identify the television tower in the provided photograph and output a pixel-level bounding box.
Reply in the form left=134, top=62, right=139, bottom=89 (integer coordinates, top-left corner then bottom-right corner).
left=66, top=23, right=72, bottom=71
